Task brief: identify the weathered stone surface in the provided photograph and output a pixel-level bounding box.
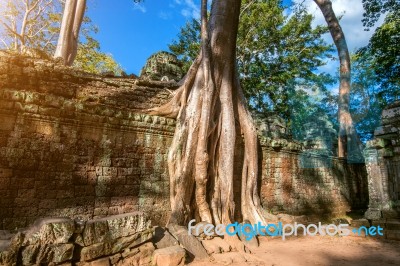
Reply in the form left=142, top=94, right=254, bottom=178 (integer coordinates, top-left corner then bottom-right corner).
left=152, top=245, right=186, bottom=266
left=386, top=230, right=400, bottom=241
left=153, top=228, right=179, bottom=249
left=201, top=237, right=231, bottom=254
left=0, top=55, right=174, bottom=230
left=167, top=224, right=209, bottom=260
left=0, top=232, right=23, bottom=265
left=82, top=212, right=152, bottom=246
left=140, top=51, right=184, bottom=82
left=22, top=218, right=75, bottom=246
left=106, top=212, right=152, bottom=241
left=21, top=243, right=74, bottom=265
left=364, top=101, right=400, bottom=220
left=80, top=242, right=110, bottom=261
left=386, top=220, right=400, bottom=230
left=110, top=253, right=122, bottom=264
left=111, top=228, right=153, bottom=254
left=116, top=242, right=155, bottom=266
left=351, top=219, right=370, bottom=228
left=365, top=209, right=382, bottom=220
left=80, top=229, right=153, bottom=261
left=94, top=257, right=112, bottom=266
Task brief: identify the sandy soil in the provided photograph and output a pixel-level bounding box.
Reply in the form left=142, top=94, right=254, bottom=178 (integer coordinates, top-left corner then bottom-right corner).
left=189, top=235, right=400, bottom=266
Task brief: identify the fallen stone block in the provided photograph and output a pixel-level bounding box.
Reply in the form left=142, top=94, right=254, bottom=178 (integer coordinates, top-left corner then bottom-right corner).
left=21, top=243, right=74, bottom=265
left=80, top=229, right=153, bottom=261
left=83, top=212, right=151, bottom=246
left=116, top=242, right=155, bottom=266
left=111, top=229, right=153, bottom=254
left=153, top=227, right=179, bottom=249
left=22, top=217, right=75, bottom=246
left=167, top=224, right=209, bottom=260
left=80, top=242, right=111, bottom=262
left=152, top=245, right=186, bottom=266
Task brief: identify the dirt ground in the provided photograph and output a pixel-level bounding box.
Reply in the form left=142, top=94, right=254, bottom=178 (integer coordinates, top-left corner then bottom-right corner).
left=189, top=235, right=400, bottom=266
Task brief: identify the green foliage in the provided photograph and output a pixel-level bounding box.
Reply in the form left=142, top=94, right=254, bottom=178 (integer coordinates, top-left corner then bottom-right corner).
left=169, top=0, right=336, bottom=134
left=359, top=10, right=400, bottom=91
left=74, top=35, right=123, bottom=75
left=74, top=18, right=123, bottom=75
left=169, top=18, right=201, bottom=72
left=361, top=0, right=400, bottom=28
left=350, top=53, right=382, bottom=142
left=238, top=1, right=335, bottom=121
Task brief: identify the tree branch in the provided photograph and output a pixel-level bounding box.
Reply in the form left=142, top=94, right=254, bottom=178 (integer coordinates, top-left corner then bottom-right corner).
left=0, top=21, right=24, bottom=43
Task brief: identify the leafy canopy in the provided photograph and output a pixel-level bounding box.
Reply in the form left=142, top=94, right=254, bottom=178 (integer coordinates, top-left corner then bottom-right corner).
left=169, top=0, right=335, bottom=135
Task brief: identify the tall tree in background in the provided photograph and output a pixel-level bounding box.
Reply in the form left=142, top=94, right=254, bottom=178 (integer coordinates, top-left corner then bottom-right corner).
left=54, top=0, right=86, bottom=65
left=313, top=0, right=361, bottom=160
left=0, top=0, right=122, bottom=74
left=149, top=0, right=268, bottom=230
left=0, top=0, right=60, bottom=52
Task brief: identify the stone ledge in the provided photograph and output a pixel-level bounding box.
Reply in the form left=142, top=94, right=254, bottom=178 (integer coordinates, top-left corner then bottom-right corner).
left=0, top=212, right=153, bottom=265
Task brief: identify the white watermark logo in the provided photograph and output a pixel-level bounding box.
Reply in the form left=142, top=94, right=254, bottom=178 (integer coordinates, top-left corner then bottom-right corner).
left=188, top=219, right=384, bottom=240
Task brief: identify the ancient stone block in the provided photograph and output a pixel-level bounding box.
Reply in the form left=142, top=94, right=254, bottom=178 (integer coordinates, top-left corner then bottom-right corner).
left=21, top=243, right=74, bottom=265
left=167, top=224, right=208, bottom=260
left=152, top=245, right=186, bottom=266
left=111, top=229, right=153, bottom=254
left=82, top=220, right=110, bottom=246
left=116, top=242, right=155, bottom=266
left=82, top=212, right=151, bottom=246
left=80, top=242, right=109, bottom=261
left=153, top=227, right=179, bottom=249
left=22, top=218, right=75, bottom=246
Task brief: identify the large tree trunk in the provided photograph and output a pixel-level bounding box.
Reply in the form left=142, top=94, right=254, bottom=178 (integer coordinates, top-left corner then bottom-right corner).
left=148, top=0, right=267, bottom=228
left=314, top=0, right=361, bottom=160
left=54, top=0, right=86, bottom=65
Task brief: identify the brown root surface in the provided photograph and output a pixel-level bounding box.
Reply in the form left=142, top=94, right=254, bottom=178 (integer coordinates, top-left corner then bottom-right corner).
left=145, top=0, right=270, bottom=230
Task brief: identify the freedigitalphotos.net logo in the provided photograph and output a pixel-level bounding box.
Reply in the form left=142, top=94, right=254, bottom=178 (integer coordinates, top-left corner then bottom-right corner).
left=188, top=219, right=384, bottom=240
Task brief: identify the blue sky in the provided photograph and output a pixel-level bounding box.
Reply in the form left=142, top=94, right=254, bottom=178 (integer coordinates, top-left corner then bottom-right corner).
left=87, top=0, right=382, bottom=78
left=87, top=0, right=203, bottom=75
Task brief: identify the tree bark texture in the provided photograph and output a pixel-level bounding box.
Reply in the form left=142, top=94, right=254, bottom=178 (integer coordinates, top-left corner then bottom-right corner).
left=148, top=0, right=267, bottom=227
left=54, top=0, right=86, bottom=65
left=313, top=0, right=362, bottom=161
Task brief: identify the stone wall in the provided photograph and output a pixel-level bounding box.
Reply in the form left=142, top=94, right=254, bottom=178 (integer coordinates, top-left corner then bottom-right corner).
left=260, top=141, right=368, bottom=217
left=0, top=52, right=176, bottom=230
left=0, top=53, right=368, bottom=230
left=364, top=101, right=400, bottom=219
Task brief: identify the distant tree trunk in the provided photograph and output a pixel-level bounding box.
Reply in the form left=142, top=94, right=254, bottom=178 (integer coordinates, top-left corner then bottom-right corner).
left=314, top=0, right=361, bottom=160
left=148, top=0, right=268, bottom=229
left=54, top=0, right=86, bottom=65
